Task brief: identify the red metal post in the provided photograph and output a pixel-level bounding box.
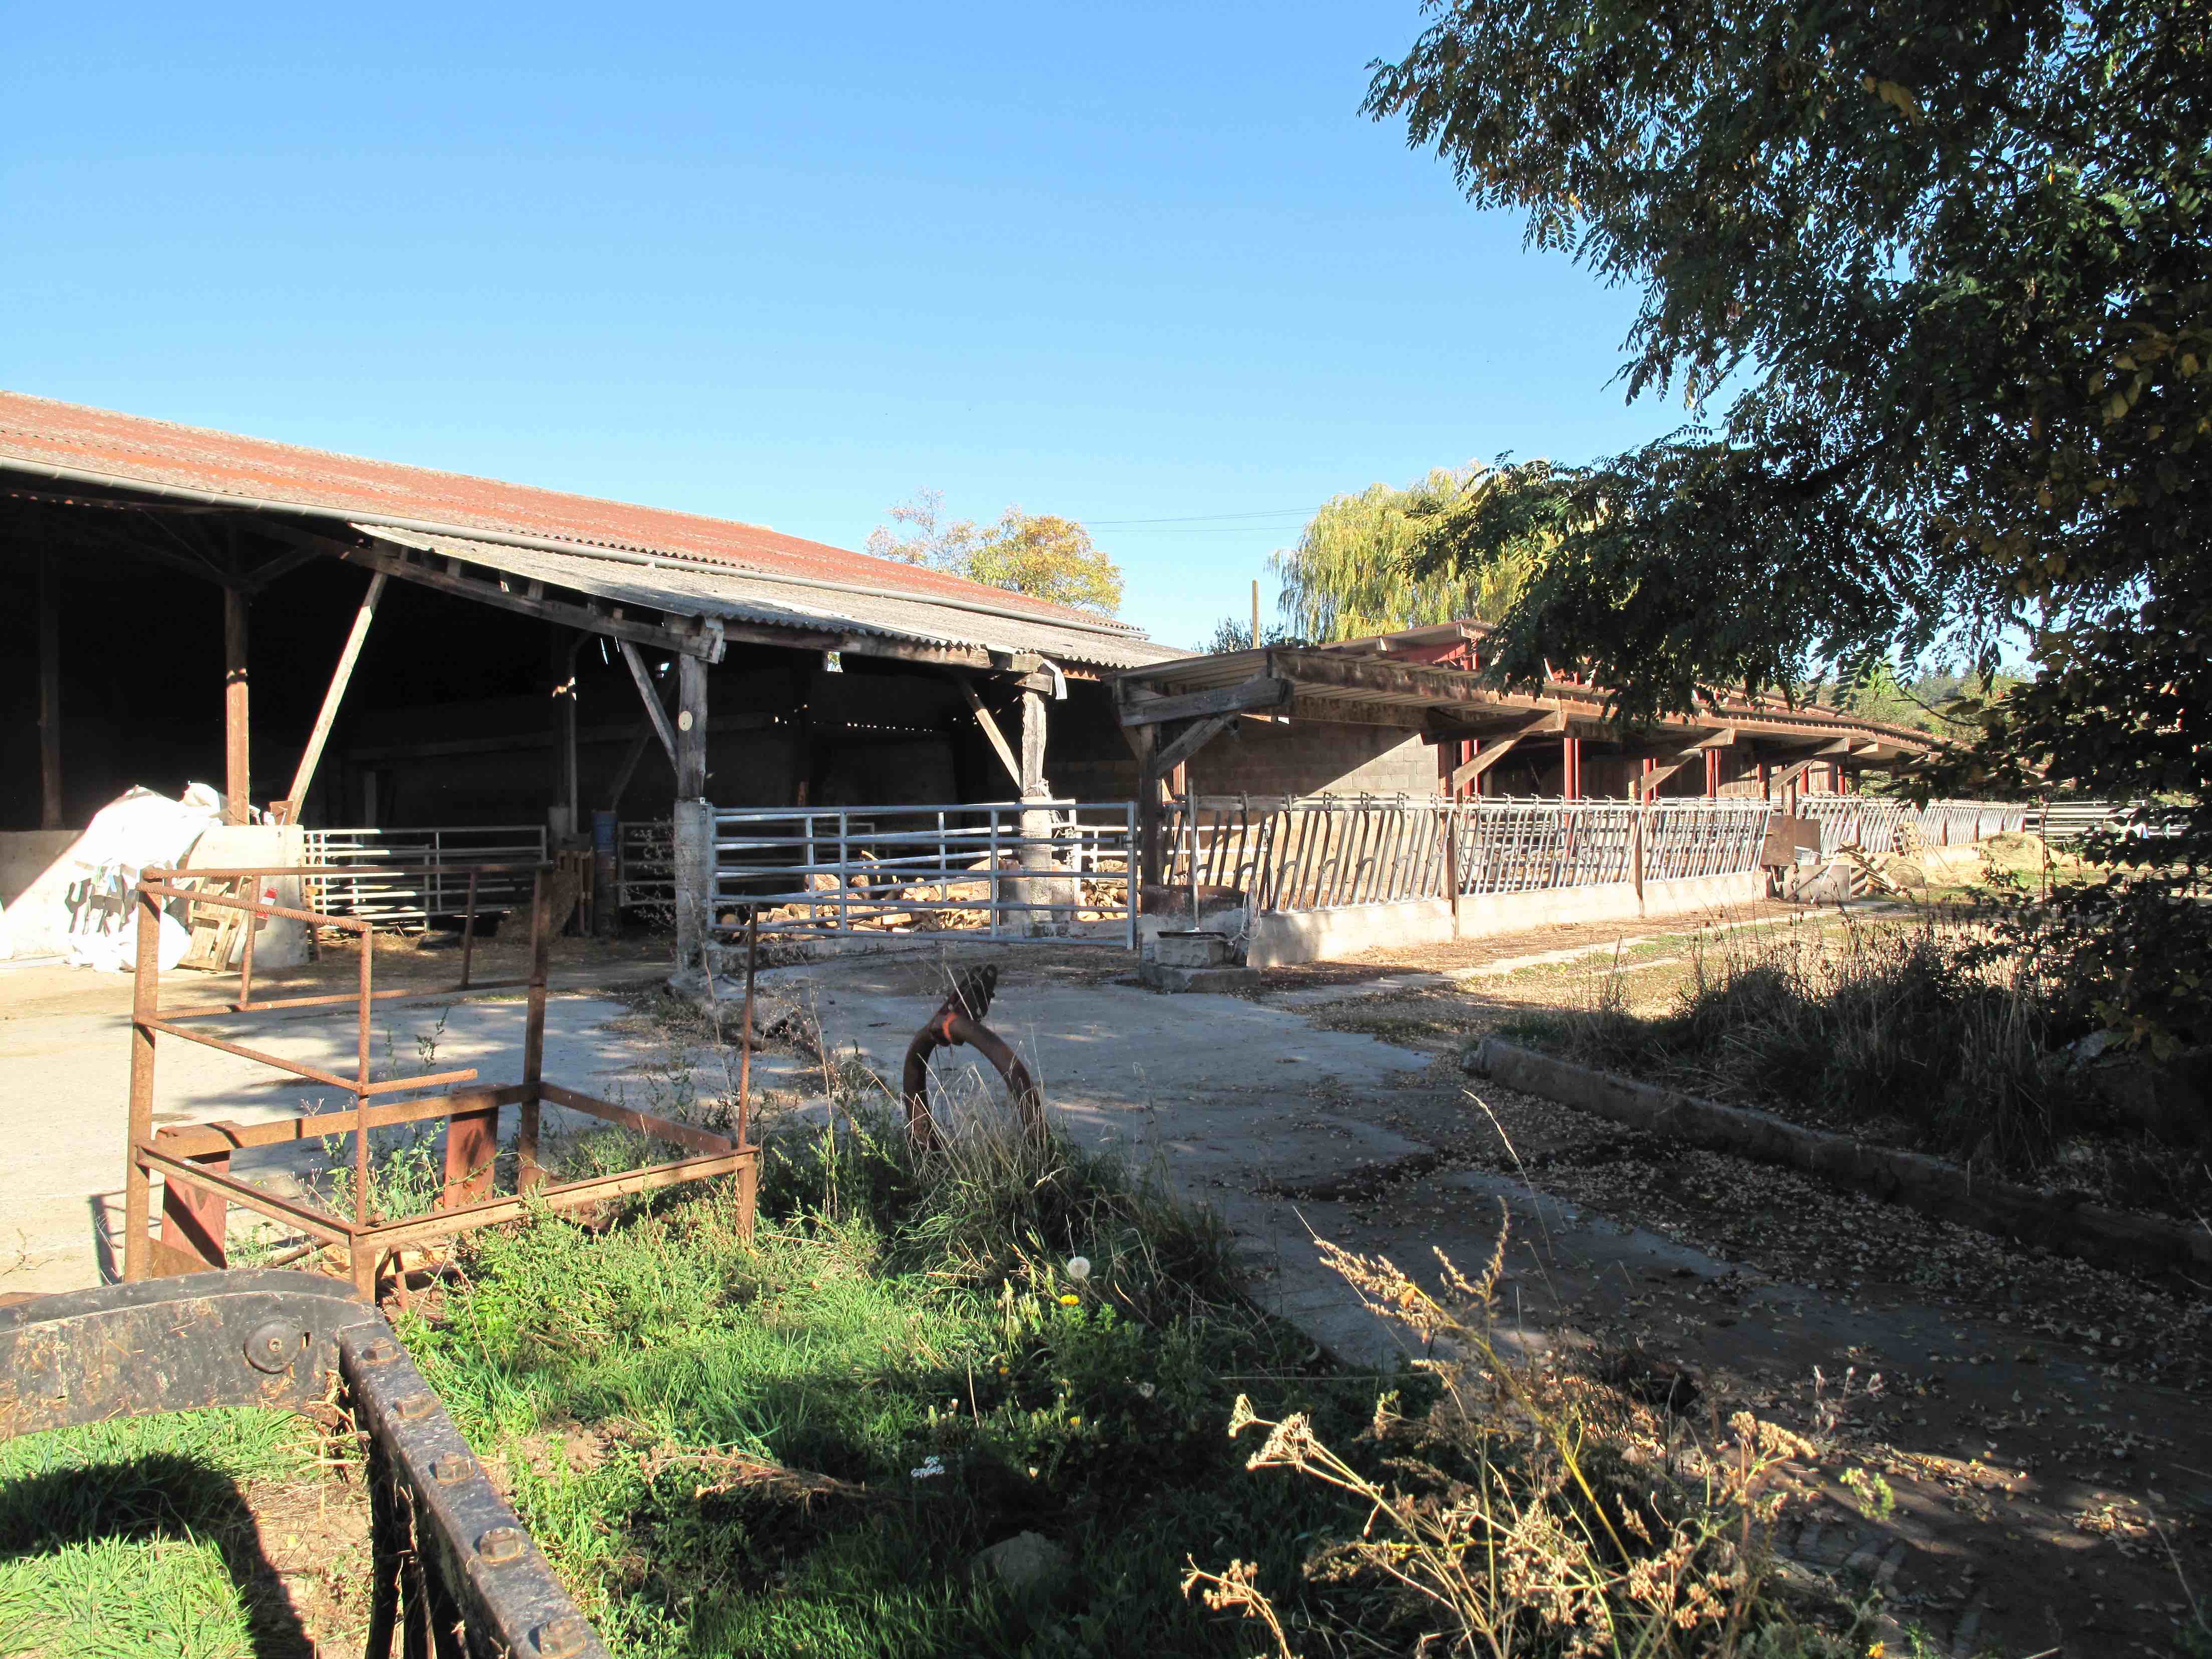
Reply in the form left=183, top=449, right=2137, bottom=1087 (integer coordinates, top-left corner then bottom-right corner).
left=123, top=876, right=163, bottom=1281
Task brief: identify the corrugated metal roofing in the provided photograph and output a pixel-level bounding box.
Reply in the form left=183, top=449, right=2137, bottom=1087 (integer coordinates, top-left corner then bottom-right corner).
left=0, top=389, right=1176, bottom=668
left=363, top=526, right=1182, bottom=671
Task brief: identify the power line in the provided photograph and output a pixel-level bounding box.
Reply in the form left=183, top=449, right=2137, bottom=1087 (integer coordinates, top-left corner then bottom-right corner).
left=1079, top=507, right=1312, bottom=526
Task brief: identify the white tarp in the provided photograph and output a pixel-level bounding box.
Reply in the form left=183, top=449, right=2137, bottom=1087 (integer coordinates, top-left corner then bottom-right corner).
left=0, top=784, right=227, bottom=969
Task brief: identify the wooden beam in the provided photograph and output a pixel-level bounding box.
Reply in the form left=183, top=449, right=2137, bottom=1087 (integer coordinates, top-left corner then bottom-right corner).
left=1450, top=737, right=1523, bottom=792
left=1117, top=675, right=1293, bottom=727
left=1153, top=711, right=1237, bottom=778
left=239, top=541, right=332, bottom=592
left=1422, top=704, right=1568, bottom=742
left=267, top=525, right=725, bottom=661
left=956, top=676, right=1023, bottom=790
left=37, top=548, right=61, bottom=829
left=1278, top=648, right=1494, bottom=706
left=618, top=640, right=681, bottom=767
left=1636, top=761, right=1688, bottom=800
left=282, top=570, right=387, bottom=817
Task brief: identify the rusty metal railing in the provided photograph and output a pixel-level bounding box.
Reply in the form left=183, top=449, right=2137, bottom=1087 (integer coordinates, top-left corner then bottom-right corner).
left=127, top=863, right=754, bottom=1302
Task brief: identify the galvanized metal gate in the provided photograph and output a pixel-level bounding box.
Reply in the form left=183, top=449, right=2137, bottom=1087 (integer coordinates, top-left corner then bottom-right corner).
left=709, top=800, right=1137, bottom=945
left=302, top=825, right=548, bottom=927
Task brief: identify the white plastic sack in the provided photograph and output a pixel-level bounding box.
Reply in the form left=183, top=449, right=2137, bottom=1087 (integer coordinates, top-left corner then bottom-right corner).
left=1, top=783, right=227, bottom=968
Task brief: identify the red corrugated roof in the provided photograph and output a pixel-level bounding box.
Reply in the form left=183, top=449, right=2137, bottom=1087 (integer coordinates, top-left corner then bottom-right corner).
left=0, top=389, right=1132, bottom=633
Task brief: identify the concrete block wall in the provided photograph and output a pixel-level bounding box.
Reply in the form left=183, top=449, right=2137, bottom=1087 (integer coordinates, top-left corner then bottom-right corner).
left=1189, top=718, right=1434, bottom=800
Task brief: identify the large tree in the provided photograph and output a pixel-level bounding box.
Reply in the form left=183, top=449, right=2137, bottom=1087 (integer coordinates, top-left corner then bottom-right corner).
left=868, top=489, right=1123, bottom=615
left=1367, top=0, right=2207, bottom=763
left=1270, top=465, right=1538, bottom=642
left=1365, top=0, right=2209, bottom=1038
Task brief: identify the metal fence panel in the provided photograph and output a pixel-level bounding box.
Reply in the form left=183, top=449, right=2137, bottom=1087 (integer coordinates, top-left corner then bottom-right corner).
left=617, top=819, right=674, bottom=911
left=1162, top=793, right=2019, bottom=915
left=301, top=825, right=548, bottom=927
left=709, top=801, right=1136, bottom=945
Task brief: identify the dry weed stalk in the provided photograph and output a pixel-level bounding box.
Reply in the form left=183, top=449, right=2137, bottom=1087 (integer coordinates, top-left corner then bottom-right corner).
left=1188, top=1203, right=1814, bottom=1658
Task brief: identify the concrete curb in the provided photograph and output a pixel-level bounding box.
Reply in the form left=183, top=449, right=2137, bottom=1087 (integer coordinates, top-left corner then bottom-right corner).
left=1469, top=1038, right=2212, bottom=1281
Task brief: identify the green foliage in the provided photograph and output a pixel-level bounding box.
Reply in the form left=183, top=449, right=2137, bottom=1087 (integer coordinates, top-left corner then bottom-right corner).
left=0, top=1409, right=326, bottom=1657
left=397, top=1112, right=1404, bottom=1657
left=1366, top=0, right=2211, bottom=1041
left=867, top=489, right=1123, bottom=615
left=1200, top=616, right=1304, bottom=655
left=1560, top=918, right=2102, bottom=1178
left=1271, top=465, right=1539, bottom=642
left=1365, top=0, right=2209, bottom=797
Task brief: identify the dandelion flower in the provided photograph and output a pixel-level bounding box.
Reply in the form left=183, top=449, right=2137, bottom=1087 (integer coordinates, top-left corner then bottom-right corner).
left=1059, top=1292, right=1080, bottom=1306
left=1066, top=1256, right=1091, bottom=1282
left=1137, top=1381, right=1156, bottom=1400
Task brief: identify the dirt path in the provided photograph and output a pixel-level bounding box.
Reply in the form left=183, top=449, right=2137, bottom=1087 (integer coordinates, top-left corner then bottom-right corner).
left=1236, top=936, right=2212, bottom=1657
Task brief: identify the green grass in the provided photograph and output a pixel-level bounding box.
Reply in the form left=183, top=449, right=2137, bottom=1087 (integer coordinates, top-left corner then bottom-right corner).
left=0, top=1409, right=319, bottom=1658
left=396, top=1110, right=1411, bottom=1658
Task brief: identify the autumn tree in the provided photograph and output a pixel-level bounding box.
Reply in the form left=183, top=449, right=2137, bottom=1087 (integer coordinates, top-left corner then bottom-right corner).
left=868, top=489, right=1123, bottom=615
left=1366, top=0, right=2212, bottom=1042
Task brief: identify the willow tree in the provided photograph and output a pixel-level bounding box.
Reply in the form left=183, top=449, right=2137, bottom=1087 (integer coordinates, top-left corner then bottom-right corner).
left=1272, top=466, right=1537, bottom=641
left=1366, top=0, right=2211, bottom=1044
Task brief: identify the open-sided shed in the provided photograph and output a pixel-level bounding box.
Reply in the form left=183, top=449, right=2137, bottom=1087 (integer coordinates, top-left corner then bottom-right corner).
left=0, top=391, right=1182, bottom=956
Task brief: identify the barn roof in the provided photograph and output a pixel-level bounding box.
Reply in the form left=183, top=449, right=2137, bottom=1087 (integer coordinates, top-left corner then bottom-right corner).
left=0, top=390, right=1178, bottom=672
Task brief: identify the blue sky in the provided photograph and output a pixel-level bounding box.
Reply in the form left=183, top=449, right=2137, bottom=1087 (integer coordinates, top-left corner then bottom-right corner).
left=5, top=3, right=1684, bottom=650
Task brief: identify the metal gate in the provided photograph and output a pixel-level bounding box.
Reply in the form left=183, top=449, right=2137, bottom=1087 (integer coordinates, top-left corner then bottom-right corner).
left=302, top=825, right=548, bottom=927
left=710, top=800, right=1136, bottom=945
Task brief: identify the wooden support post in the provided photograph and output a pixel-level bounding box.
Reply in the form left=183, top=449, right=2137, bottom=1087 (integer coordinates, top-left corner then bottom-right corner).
left=549, top=630, right=581, bottom=839
left=617, top=640, right=681, bottom=767
left=1127, top=720, right=1164, bottom=894
left=1562, top=736, right=1582, bottom=800
left=676, top=654, right=709, bottom=798
left=959, top=676, right=1024, bottom=792
left=223, top=584, right=250, bottom=823
left=284, top=571, right=387, bottom=819
left=38, top=549, right=62, bottom=830
left=1444, top=806, right=1462, bottom=938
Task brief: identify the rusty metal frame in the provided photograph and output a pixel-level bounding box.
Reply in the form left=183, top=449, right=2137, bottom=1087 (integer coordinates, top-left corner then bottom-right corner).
left=0, top=1270, right=611, bottom=1658
left=124, top=862, right=756, bottom=1300
left=899, top=966, right=1042, bottom=1152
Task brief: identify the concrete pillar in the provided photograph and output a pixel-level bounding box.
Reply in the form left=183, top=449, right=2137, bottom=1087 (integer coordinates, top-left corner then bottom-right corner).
left=1017, top=687, right=1054, bottom=934
left=671, top=797, right=715, bottom=981
left=671, top=656, right=715, bottom=981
